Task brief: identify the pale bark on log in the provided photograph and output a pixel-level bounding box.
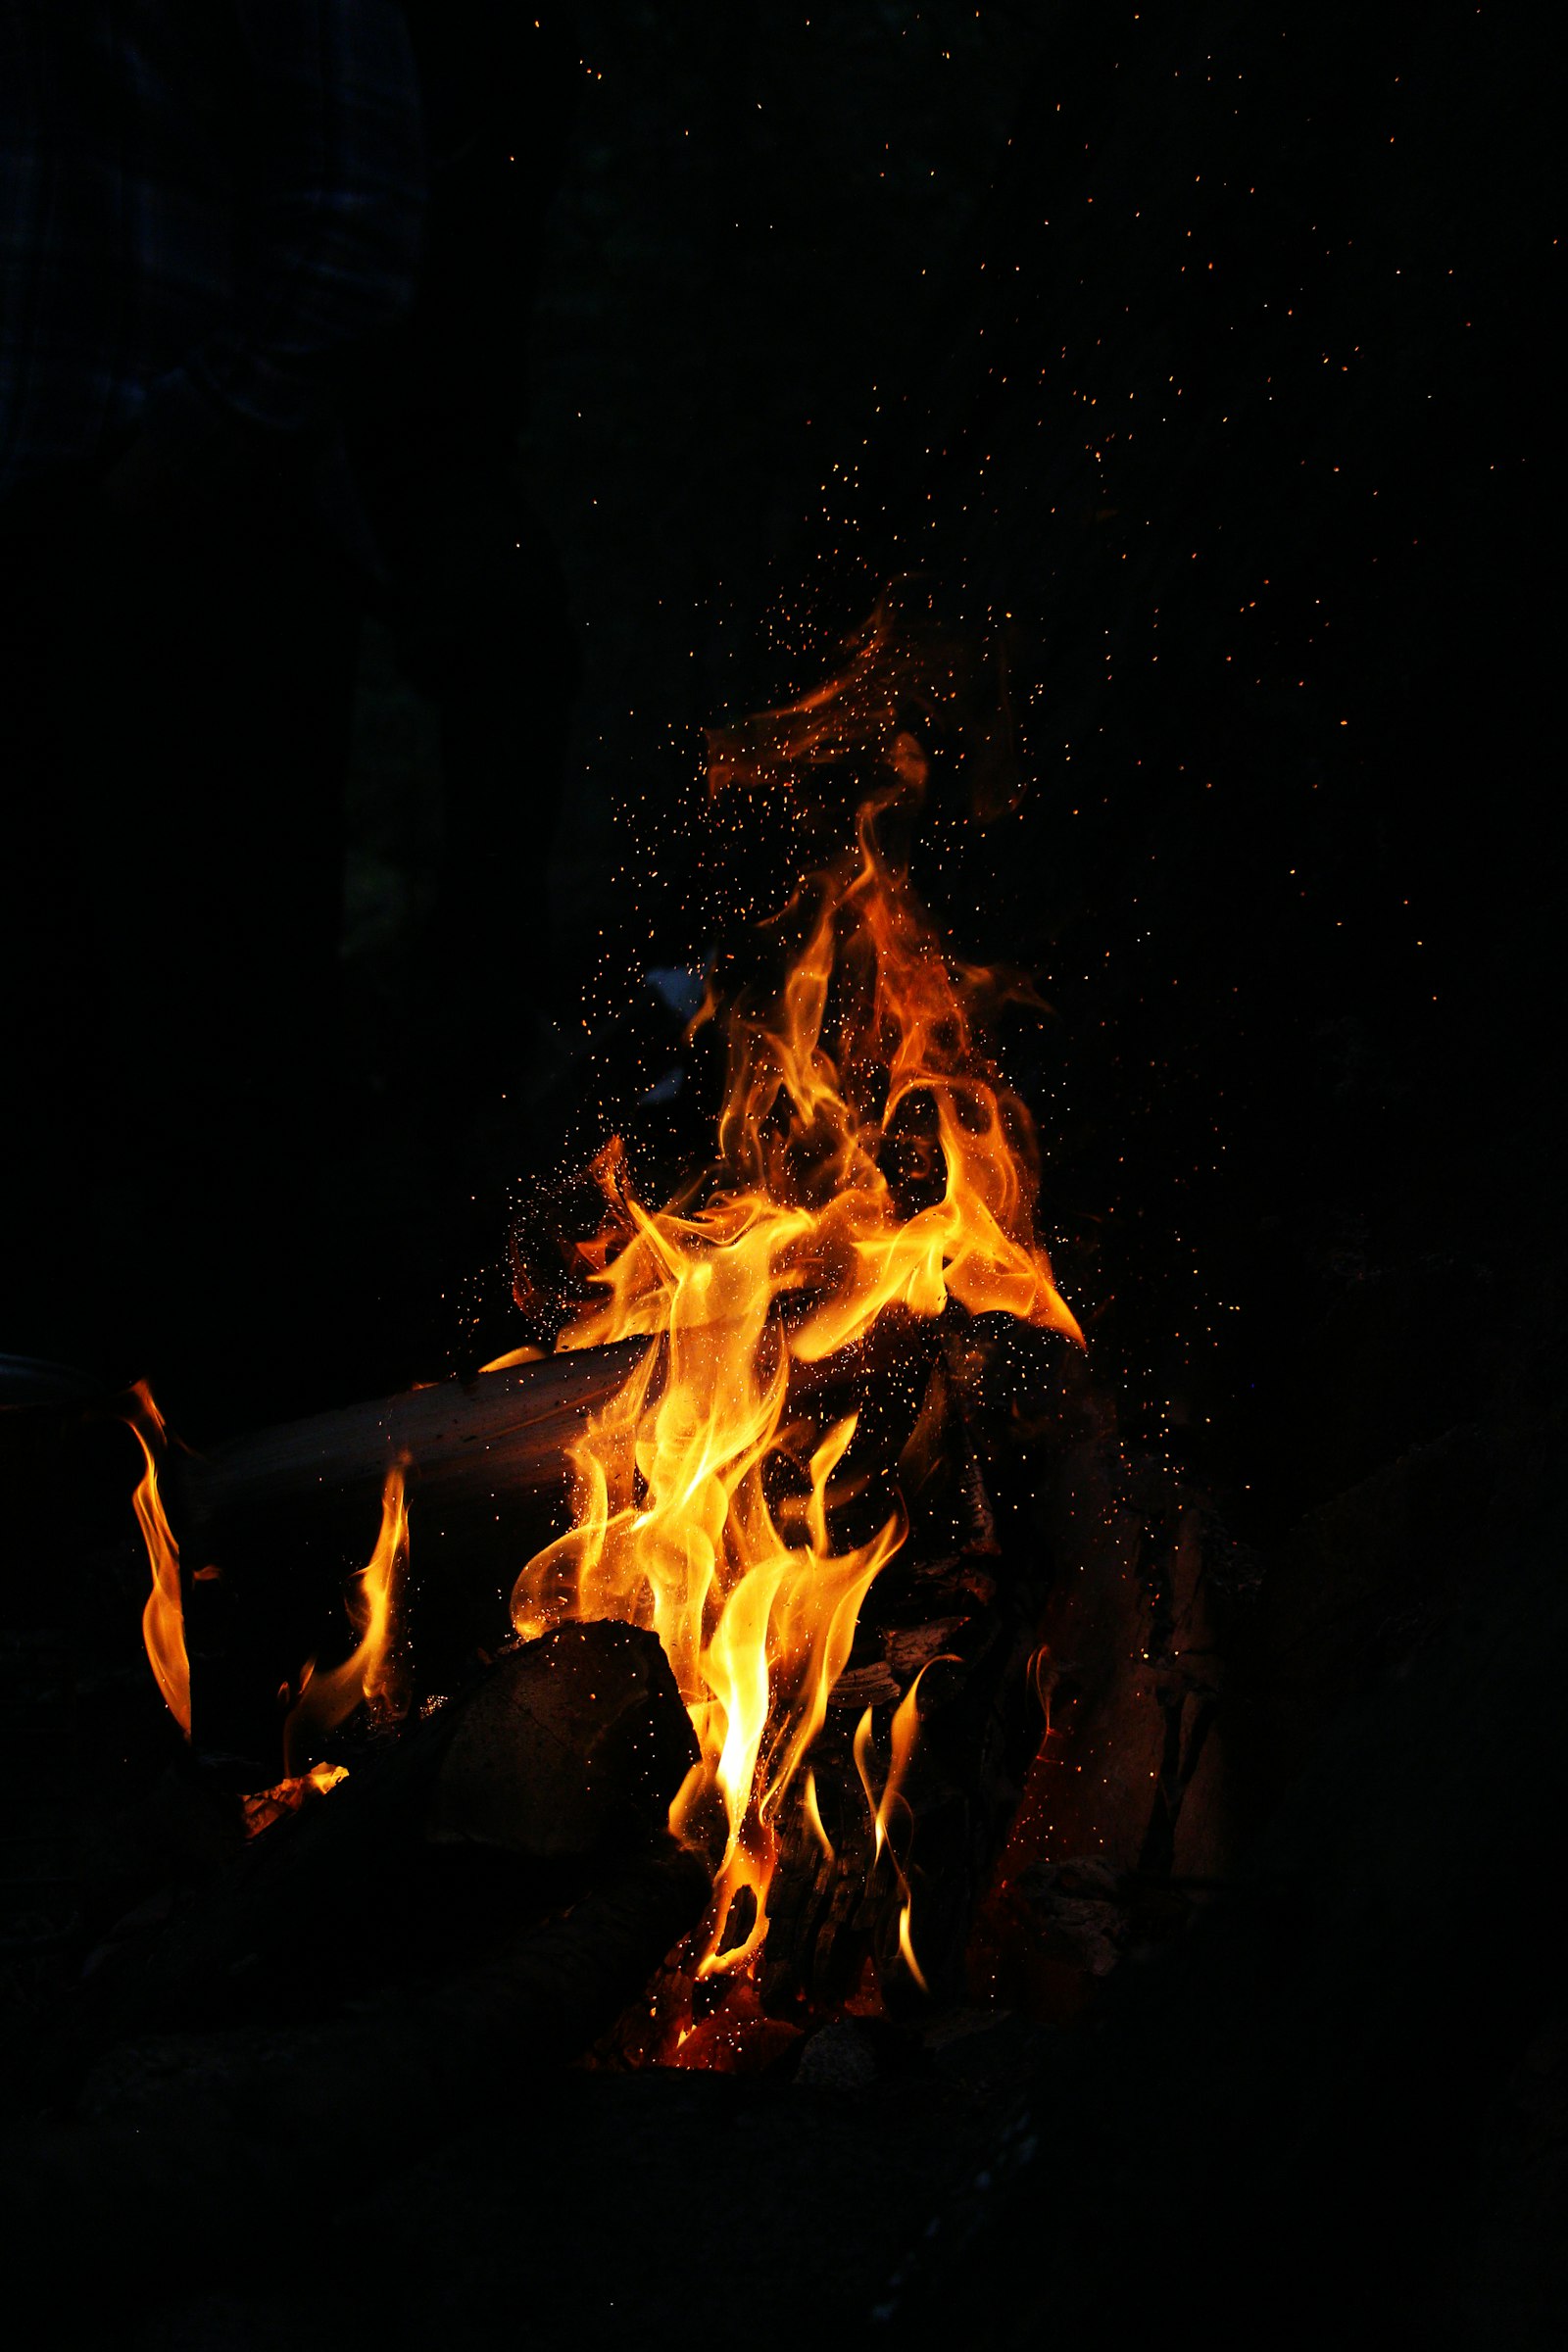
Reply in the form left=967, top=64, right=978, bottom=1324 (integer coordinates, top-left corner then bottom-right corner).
left=173, top=1320, right=924, bottom=1542
left=173, top=1339, right=647, bottom=1534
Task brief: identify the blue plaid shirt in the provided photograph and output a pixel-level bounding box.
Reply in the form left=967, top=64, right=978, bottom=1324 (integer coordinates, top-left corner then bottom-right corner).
left=0, top=1, right=424, bottom=505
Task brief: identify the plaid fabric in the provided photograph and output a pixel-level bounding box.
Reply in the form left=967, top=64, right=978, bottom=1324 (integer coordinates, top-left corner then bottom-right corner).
left=0, top=1, right=424, bottom=502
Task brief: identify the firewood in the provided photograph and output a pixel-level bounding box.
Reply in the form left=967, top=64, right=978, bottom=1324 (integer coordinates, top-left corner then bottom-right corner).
left=759, top=1330, right=1073, bottom=2014
left=172, top=1319, right=934, bottom=1763
left=172, top=1317, right=925, bottom=1543
left=172, top=1339, right=647, bottom=1536
left=0, top=1836, right=712, bottom=2327
left=62, top=1621, right=703, bottom=2063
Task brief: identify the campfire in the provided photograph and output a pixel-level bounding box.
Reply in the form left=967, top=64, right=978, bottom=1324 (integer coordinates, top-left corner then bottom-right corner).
left=115, top=612, right=1089, bottom=2073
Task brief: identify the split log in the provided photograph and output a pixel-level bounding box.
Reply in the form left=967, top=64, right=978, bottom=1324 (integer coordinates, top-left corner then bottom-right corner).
left=172, top=1319, right=934, bottom=1760
left=172, top=1339, right=647, bottom=1537
left=173, top=1318, right=926, bottom=1541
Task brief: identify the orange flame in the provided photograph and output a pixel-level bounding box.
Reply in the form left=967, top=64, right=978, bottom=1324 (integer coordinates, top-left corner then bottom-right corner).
left=478, top=1344, right=547, bottom=1373
left=701, top=598, right=1020, bottom=817
left=1027, top=1641, right=1057, bottom=1733
left=511, top=653, right=1080, bottom=1980
left=854, top=1657, right=955, bottom=1990
left=802, top=1766, right=835, bottom=1866
left=122, top=1380, right=190, bottom=1737
left=282, top=1468, right=411, bottom=1776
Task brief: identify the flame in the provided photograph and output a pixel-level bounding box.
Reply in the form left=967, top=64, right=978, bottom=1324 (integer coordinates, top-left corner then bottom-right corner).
left=1027, top=1642, right=1057, bottom=1733
left=479, top=1345, right=546, bottom=1373
left=897, top=1899, right=929, bottom=1995
left=853, top=1704, right=880, bottom=1855
left=703, top=606, right=936, bottom=798
left=701, top=597, right=1021, bottom=818
left=872, top=1656, right=949, bottom=1863
left=114, top=618, right=1077, bottom=2008
left=118, top=1392, right=406, bottom=1778
left=282, top=1468, right=411, bottom=1776
left=511, top=656, right=1080, bottom=1983
left=122, top=1381, right=190, bottom=1737
left=802, top=1767, right=835, bottom=1866
left=853, top=1658, right=953, bottom=1988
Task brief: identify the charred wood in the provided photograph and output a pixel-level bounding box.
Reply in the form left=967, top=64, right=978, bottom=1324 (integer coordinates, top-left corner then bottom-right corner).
left=53, top=1622, right=703, bottom=2072
left=0, top=1625, right=713, bottom=2325
left=173, top=1319, right=934, bottom=1762
left=0, top=1835, right=710, bottom=2328
left=756, top=1330, right=1074, bottom=2017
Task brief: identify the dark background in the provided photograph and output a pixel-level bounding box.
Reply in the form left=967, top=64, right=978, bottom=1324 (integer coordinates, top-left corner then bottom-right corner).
left=341, top=0, right=1553, bottom=1562
left=5, top=5, right=1562, bottom=2343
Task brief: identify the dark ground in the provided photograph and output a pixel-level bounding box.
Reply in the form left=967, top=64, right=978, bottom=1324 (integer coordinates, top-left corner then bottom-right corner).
left=2, top=5, right=1563, bottom=2344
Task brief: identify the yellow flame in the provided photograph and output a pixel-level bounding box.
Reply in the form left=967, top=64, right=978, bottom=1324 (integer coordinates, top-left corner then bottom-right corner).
left=853, top=1703, right=881, bottom=1859
left=803, top=1767, right=835, bottom=1866
left=875, top=1655, right=949, bottom=1860
left=897, top=1899, right=929, bottom=1994
left=512, top=663, right=1079, bottom=1982
left=283, top=1468, right=411, bottom=1776
left=853, top=1657, right=955, bottom=1990
left=123, top=1381, right=190, bottom=1737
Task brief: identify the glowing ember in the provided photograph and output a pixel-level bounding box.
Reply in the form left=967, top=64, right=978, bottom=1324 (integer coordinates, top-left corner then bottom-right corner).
left=512, top=675, right=1082, bottom=1983
left=240, top=1760, right=350, bottom=1839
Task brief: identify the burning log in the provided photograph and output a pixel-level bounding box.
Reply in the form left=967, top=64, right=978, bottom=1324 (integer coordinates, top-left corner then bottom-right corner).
left=1, top=1628, right=712, bottom=2327
left=754, top=1332, right=1056, bottom=2017
left=172, top=1340, right=648, bottom=1536
left=582, top=1327, right=1083, bottom=2058
left=113, top=629, right=1090, bottom=2037
left=167, top=1323, right=932, bottom=1763
left=64, top=1839, right=712, bottom=2153
left=64, top=1622, right=707, bottom=2072
left=173, top=1326, right=918, bottom=1540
